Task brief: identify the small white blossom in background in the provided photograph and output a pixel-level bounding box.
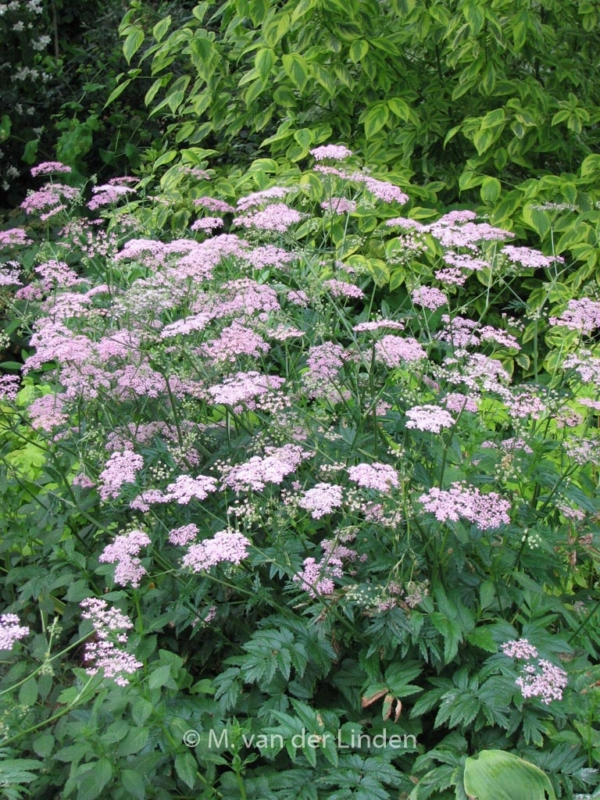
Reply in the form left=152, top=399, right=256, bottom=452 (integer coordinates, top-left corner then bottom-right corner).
left=32, top=35, right=51, bottom=51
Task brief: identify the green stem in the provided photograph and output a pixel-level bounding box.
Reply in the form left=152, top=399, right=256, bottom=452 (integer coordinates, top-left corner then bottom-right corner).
left=0, top=674, right=97, bottom=746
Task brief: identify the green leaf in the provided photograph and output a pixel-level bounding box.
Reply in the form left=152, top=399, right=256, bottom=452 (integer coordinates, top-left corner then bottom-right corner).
left=76, top=758, right=113, bottom=800
left=264, top=13, right=291, bottom=47
left=121, top=769, right=146, bottom=800
left=473, top=128, right=496, bottom=155
left=459, top=171, right=484, bottom=190
left=117, top=727, right=150, bottom=756
left=363, top=103, right=390, bottom=138
left=522, top=205, right=550, bottom=239
left=149, top=664, right=172, bottom=689
left=463, top=1, right=484, bottom=35
left=244, top=78, right=267, bottom=106
left=103, top=79, right=132, bottom=108
left=32, top=733, right=54, bottom=758
left=581, top=154, right=600, bottom=178
left=431, top=613, right=462, bottom=661
left=175, top=752, right=198, bottom=789
left=0, top=114, right=11, bottom=141
left=19, top=677, right=38, bottom=707
left=444, top=125, right=462, bottom=147
left=464, top=750, right=556, bottom=800
left=480, top=176, right=501, bottom=203
left=467, top=627, right=497, bottom=652
left=349, top=40, right=369, bottom=63
left=153, top=16, right=172, bottom=43
left=388, top=97, right=411, bottom=121
left=131, top=696, right=154, bottom=726
left=123, top=28, right=145, bottom=65
left=293, top=128, right=313, bottom=153
left=255, top=48, right=276, bottom=80
left=166, top=75, right=191, bottom=114
left=153, top=150, right=177, bottom=169
left=282, top=54, right=309, bottom=91
left=22, top=138, right=40, bottom=165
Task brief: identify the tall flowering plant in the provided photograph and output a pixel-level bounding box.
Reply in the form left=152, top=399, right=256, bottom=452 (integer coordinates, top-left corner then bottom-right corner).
left=0, top=149, right=599, bottom=798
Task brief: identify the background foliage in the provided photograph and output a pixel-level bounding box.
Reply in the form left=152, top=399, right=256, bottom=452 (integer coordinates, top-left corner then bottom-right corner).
left=1, top=0, right=600, bottom=798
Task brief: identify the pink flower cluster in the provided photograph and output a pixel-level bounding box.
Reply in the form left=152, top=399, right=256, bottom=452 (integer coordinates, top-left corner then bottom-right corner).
left=303, top=342, right=348, bottom=399
left=0, top=613, right=30, bottom=650
left=80, top=598, right=142, bottom=686
left=182, top=529, right=251, bottom=572
left=208, top=371, right=285, bottom=409
left=131, top=474, right=218, bottom=511
left=354, top=320, right=404, bottom=333
left=501, top=245, right=562, bottom=269
left=233, top=203, right=303, bottom=233
left=310, top=145, right=353, bottom=161
left=443, top=393, right=478, bottom=413
left=411, top=286, right=448, bottom=311
left=293, top=556, right=342, bottom=596
left=0, top=261, right=22, bottom=287
left=0, top=375, right=20, bottom=402
left=87, top=184, right=135, bottom=210
left=99, top=451, right=144, bottom=501
left=348, top=462, right=399, bottom=492
left=0, top=228, right=32, bottom=248
left=287, top=289, right=310, bottom=306
left=321, top=197, right=357, bottom=215
left=191, top=217, right=224, bottom=232
left=194, top=196, right=235, bottom=213
left=293, top=535, right=358, bottom=596
left=99, top=529, right=151, bottom=588
left=31, top=161, right=72, bottom=177
left=374, top=336, right=426, bottom=367
left=220, top=444, right=309, bottom=491
left=27, top=393, right=68, bottom=431
left=323, top=279, right=364, bottom=299
left=388, top=209, right=512, bottom=248
left=501, top=639, right=539, bottom=659
left=201, top=322, right=270, bottom=363
left=406, top=404, right=455, bottom=433
left=168, top=524, right=199, bottom=546
left=549, top=298, right=600, bottom=335
left=298, top=482, right=344, bottom=518
left=21, top=182, right=79, bottom=219
left=418, top=482, right=511, bottom=529
left=501, top=639, right=568, bottom=704
left=236, top=187, right=289, bottom=210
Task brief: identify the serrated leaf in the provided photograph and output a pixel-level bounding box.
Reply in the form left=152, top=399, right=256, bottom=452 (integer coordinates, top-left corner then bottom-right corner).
left=32, top=733, right=54, bottom=758
left=18, top=677, right=38, bottom=707
left=175, top=752, right=198, bottom=789
left=362, top=686, right=389, bottom=707
left=121, top=769, right=146, bottom=799
left=117, top=727, right=150, bottom=756
left=76, top=758, right=113, bottom=800
left=382, top=693, right=394, bottom=720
